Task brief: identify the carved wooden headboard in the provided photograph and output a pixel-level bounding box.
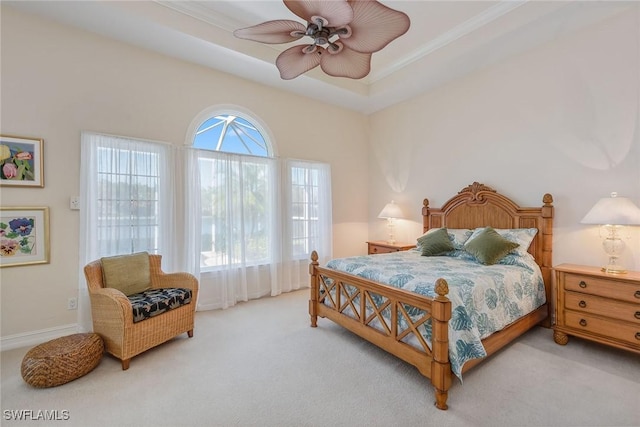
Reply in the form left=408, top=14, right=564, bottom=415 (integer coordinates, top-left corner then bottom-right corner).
left=421, top=182, right=554, bottom=303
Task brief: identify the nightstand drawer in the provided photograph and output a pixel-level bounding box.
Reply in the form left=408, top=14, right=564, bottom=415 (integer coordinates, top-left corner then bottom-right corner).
left=565, top=291, right=640, bottom=325
left=367, top=241, right=415, bottom=255
left=370, top=245, right=396, bottom=254
left=565, top=311, right=640, bottom=347
left=565, top=274, right=640, bottom=303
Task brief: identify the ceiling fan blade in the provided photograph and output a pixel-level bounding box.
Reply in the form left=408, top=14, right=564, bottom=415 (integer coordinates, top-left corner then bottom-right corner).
left=234, top=20, right=307, bottom=44
left=340, top=0, right=410, bottom=53
left=276, top=45, right=323, bottom=80
left=284, top=0, right=353, bottom=27
left=320, top=46, right=371, bottom=79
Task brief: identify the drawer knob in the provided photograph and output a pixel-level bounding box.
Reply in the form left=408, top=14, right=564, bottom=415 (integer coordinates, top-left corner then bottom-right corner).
left=578, top=300, right=586, bottom=308
left=636, top=332, right=640, bottom=341
left=635, top=311, right=640, bottom=320
left=372, top=248, right=378, bottom=253
left=579, top=319, right=587, bottom=327
left=579, top=281, right=587, bottom=288
left=636, top=290, right=640, bottom=299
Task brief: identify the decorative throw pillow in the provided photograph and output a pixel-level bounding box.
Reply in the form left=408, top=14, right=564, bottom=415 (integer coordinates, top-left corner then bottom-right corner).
left=101, top=252, right=151, bottom=296
left=463, top=227, right=519, bottom=265
left=417, top=228, right=454, bottom=256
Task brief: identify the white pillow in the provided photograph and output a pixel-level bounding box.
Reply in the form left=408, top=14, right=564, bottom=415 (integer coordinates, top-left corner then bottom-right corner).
left=447, top=229, right=474, bottom=251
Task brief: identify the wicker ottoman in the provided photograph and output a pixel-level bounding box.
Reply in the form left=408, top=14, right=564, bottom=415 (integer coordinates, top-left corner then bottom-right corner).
left=21, top=333, right=104, bottom=388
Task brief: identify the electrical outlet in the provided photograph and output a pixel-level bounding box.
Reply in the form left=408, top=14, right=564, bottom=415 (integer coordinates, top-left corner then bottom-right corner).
left=70, top=196, right=80, bottom=210
left=67, top=297, right=77, bottom=310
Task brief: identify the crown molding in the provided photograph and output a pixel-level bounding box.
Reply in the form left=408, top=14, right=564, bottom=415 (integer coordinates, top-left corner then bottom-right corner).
left=369, top=0, right=528, bottom=83
left=155, top=1, right=241, bottom=31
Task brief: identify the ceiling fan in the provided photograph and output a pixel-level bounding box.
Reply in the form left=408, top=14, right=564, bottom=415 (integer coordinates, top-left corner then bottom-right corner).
left=233, top=0, right=410, bottom=80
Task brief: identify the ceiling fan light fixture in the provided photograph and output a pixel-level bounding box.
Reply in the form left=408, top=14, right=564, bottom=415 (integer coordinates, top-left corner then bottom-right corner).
left=310, top=15, right=329, bottom=29
left=303, top=44, right=319, bottom=54
left=334, top=26, right=352, bottom=39
left=327, top=41, right=344, bottom=54
left=234, top=0, right=410, bottom=80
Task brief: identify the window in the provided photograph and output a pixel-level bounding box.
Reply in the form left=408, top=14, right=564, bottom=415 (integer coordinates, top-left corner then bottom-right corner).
left=80, top=133, right=174, bottom=259
left=194, top=113, right=274, bottom=269
left=288, top=161, right=331, bottom=260
left=191, top=111, right=331, bottom=273
left=96, top=146, right=160, bottom=254
left=198, top=152, right=275, bottom=268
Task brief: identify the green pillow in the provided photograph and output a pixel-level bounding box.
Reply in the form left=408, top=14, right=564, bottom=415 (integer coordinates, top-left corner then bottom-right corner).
left=417, top=228, right=454, bottom=256
left=101, top=252, right=151, bottom=296
left=463, top=227, right=519, bottom=265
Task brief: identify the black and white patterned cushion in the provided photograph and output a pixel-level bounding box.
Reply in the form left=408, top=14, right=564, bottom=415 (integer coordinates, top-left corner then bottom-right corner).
left=127, top=288, right=192, bottom=323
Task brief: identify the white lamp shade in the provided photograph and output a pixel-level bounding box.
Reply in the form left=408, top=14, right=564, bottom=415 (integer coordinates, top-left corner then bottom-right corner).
left=580, top=192, right=640, bottom=225
left=378, top=200, right=404, bottom=219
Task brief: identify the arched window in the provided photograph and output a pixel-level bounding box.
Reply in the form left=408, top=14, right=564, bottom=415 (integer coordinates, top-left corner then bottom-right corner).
left=190, top=110, right=276, bottom=270
left=186, top=107, right=332, bottom=310
left=193, top=114, right=271, bottom=157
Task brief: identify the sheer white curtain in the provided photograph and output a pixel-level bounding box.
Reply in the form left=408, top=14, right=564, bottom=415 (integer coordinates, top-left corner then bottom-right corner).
left=185, top=150, right=332, bottom=310
left=189, top=149, right=278, bottom=309
left=77, top=132, right=332, bottom=320
left=280, top=159, right=333, bottom=292
left=78, top=132, right=175, bottom=331
left=181, top=147, right=202, bottom=279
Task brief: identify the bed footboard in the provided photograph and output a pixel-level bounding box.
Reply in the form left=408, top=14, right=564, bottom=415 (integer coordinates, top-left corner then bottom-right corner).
left=309, top=251, right=452, bottom=410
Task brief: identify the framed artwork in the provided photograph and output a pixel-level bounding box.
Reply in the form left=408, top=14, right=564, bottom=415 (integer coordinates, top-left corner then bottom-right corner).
left=0, top=207, right=50, bottom=268
left=0, top=135, right=44, bottom=187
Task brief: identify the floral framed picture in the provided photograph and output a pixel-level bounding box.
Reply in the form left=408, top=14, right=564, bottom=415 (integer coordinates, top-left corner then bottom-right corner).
left=0, top=135, right=44, bottom=187
left=0, top=207, right=50, bottom=268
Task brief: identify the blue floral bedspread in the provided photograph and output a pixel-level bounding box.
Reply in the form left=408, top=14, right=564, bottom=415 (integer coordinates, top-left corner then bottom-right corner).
left=324, top=249, right=546, bottom=380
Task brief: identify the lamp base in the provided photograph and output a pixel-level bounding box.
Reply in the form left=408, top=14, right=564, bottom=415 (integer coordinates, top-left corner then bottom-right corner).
left=601, top=265, right=627, bottom=274
left=600, top=232, right=628, bottom=275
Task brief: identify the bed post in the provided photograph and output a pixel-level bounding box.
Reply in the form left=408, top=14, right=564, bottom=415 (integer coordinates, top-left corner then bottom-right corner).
left=431, top=278, right=452, bottom=410
left=309, top=251, right=319, bottom=328
left=422, top=198, right=430, bottom=233
left=540, top=193, right=554, bottom=327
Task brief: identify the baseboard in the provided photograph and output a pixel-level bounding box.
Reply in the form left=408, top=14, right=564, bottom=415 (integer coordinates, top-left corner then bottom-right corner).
left=1, top=324, right=79, bottom=352
left=196, top=302, right=225, bottom=311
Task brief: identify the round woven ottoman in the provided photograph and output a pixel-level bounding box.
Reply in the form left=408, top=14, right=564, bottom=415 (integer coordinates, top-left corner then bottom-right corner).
left=21, top=333, right=104, bottom=388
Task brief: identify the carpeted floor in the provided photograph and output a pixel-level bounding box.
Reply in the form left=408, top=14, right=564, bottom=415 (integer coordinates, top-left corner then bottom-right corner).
left=1, top=289, right=639, bottom=427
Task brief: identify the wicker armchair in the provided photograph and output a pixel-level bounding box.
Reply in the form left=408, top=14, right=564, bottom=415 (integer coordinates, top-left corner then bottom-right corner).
left=83, top=254, right=198, bottom=370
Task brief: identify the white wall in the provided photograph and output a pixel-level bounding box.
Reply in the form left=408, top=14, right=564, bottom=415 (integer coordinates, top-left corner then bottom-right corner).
left=0, top=7, right=369, bottom=341
left=369, top=8, right=640, bottom=271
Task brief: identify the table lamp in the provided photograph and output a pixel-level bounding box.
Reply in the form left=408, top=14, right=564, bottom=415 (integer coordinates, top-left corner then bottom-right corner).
left=580, top=192, right=640, bottom=274
left=378, top=200, right=404, bottom=244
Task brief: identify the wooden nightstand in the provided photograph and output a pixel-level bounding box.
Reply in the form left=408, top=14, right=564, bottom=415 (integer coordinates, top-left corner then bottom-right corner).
left=553, top=264, right=640, bottom=355
left=367, top=241, right=415, bottom=255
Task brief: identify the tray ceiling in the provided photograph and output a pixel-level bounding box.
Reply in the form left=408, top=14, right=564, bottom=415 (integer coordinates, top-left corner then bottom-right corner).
left=5, top=1, right=634, bottom=114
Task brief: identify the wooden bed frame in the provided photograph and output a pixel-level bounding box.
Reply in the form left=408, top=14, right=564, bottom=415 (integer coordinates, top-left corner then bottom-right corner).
left=308, top=182, right=554, bottom=410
